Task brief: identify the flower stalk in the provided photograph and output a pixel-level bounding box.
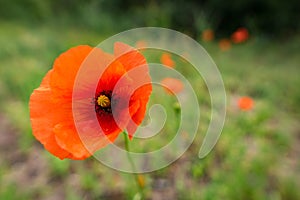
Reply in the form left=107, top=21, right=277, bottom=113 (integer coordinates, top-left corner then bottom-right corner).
left=123, top=132, right=145, bottom=199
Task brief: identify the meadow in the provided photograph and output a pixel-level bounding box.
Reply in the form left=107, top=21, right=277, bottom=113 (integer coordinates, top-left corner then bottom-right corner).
left=0, top=21, right=299, bottom=200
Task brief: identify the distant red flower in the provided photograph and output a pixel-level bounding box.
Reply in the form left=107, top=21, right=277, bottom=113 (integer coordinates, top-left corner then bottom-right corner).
left=135, top=40, right=147, bottom=50
left=231, top=28, right=249, bottom=43
left=219, top=39, right=231, bottom=51
left=30, top=42, right=152, bottom=160
left=161, top=78, right=184, bottom=95
left=161, top=53, right=175, bottom=68
left=238, top=96, right=254, bottom=111
left=202, top=29, right=214, bottom=42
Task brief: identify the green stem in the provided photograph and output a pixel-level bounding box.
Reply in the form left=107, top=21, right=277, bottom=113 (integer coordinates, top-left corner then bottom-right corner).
left=123, top=132, right=145, bottom=199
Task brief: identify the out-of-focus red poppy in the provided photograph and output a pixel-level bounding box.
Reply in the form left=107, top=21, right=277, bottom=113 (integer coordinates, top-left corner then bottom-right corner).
left=135, top=40, right=147, bottom=50
left=238, top=96, right=254, bottom=111
left=161, top=53, right=175, bottom=68
left=202, top=29, right=214, bottom=42
left=231, top=28, right=249, bottom=43
left=161, top=78, right=184, bottom=95
left=29, top=42, right=152, bottom=160
left=219, top=39, right=231, bottom=51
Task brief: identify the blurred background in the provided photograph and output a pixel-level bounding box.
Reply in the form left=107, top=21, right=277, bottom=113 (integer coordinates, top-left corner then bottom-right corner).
left=0, top=0, right=299, bottom=199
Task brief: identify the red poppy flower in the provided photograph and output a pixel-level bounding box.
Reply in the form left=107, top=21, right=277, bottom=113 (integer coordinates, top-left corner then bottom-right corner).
left=30, top=42, right=152, bottom=160
left=135, top=40, right=147, bottom=50
left=219, top=39, right=231, bottom=51
left=238, top=96, right=254, bottom=111
left=161, top=78, right=184, bottom=95
left=202, top=29, right=214, bottom=42
left=231, top=28, right=249, bottom=43
left=161, top=53, right=175, bottom=68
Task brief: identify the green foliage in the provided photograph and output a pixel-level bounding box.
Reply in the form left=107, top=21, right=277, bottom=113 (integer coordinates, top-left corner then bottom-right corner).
left=0, top=0, right=299, bottom=37
left=0, top=184, right=30, bottom=200
left=47, top=155, right=71, bottom=177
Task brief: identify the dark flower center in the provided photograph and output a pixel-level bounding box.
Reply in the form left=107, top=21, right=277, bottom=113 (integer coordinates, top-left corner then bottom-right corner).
left=95, top=90, right=112, bottom=115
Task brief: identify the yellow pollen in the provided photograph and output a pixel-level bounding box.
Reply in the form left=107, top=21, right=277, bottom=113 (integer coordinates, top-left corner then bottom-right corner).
left=97, top=95, right=111, bottom=108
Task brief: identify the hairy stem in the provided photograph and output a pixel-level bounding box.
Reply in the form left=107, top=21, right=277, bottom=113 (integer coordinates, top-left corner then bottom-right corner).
left=123, top=132, right=145, bottom=199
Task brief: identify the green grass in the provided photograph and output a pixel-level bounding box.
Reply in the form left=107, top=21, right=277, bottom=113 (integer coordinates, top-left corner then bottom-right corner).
left=0, top=21, right=299, bottom=199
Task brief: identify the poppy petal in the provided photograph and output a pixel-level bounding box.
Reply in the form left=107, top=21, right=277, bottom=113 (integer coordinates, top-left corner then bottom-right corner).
left=30, top=70, right=73, bottom=159
left=50, top=45, right=94, bottom=96
left=114, top=42, right=147, bottom=71
left=114, top=42, right=152, bottom=137
left=53, top=123, right=91, bottom=159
